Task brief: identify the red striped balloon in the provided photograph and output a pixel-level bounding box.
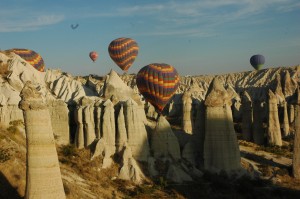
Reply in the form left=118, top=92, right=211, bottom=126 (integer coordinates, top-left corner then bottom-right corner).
left=136, top=63, right=180, bottom=113
left=108, top=38, right=138, bottom=72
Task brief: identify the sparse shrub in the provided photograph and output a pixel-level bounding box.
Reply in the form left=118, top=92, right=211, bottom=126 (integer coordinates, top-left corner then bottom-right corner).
left=0, top=148, right=10, bottom=163
left=61, top=144, right=77, bottom=157
left=158, top=176, right=168, bottom=190
left=7, top=120, right=24, bottom=134
left=255, top=145, right=292, bottom=158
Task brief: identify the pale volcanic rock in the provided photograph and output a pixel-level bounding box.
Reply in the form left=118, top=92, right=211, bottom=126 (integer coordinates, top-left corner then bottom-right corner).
left=19, top=81, right=65, bottom=199
left=47, top=99, right=70, bottom=145
left=83, top=105, right=96, bottom=147
left=118, top=145, right=145, bottom=184
left=293, top=88, right=300, bottom=179
left=204, top=77, right=231, bottom=107
left=182, top=91, right=193, bottom=134
left=74, top=106, right=84, bottom=149
left=95, top=106, right=102, bottom=139
left=203, top=78, right=241, bottom=173
left=241, top=91, right=253, bottom=141
left=288, top=104, right=295, bottom=124
left=151, top=116, right=181, bottom=160
left=282, top=70, right=295, bottom=98
left=146, top=102, right=159, bottom=120
left=124, top=98, right=150, bottom=162
left=273, top=74, right=285, bottom=104
left=101, top=99, right=116, bottom=167
left=103, top=70, right=141, bottom=104
left=282, top=101, right=290, bottom=137
left=267, top=90, right=282, bottom=146
left=116, top=105, right=128, bottom=153
left=45, top=70, right=90, bottom=104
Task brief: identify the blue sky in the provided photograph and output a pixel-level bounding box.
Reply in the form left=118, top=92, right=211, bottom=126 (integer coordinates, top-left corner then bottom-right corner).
left=1, top=0, right=300, bottom=76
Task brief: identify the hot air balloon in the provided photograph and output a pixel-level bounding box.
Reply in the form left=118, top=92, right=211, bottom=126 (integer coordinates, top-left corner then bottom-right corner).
left=89, top=51, right=98, bottom=62
left=136, top=63, right=180, bottom=113
left=108, top=37, right=138, bottom=72
left=71, top=24, right=79, bottom=30
left=250, top=54, right=265, bottom=70
left=8, top=48, right=45, bottom=72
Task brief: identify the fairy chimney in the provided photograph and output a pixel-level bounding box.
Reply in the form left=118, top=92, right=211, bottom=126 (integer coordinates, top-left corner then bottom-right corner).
left=203, top=78, right=241, bottom=173
left=19, top=81, right=65, bottom=199
left=267, top=89, right=282, bottom=146
left=241, top=91, right=253, bottom=141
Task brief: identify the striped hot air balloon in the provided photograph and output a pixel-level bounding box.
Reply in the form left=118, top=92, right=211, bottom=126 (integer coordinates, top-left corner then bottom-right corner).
left=9, top=48, right=45, bottom=72
left=108, top=37, right=138, bottom=72
left=136, top=63, right=180, bottom=113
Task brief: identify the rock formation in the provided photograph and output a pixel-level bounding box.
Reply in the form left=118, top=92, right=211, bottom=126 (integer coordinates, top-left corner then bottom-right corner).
left=116, top=105, right=127, bottom=153
left=118, top=145, right=145, bottom=184
left=203, top=78, right=241, bottom=173
left=124, top=98, right=149, bottom=162
left=74, top=106, right=84, bottom=149
left=151, top=116, right=181, bottom=160
left=83, top=104, right=95, bottom=148
left=182, top=91, right=193, bottom=134
left=19, top=81, right=65, bottom=199
left=47, top=99, right=70, bottom=145
left=282, top=101, right=290, bottom=137
left=252, top=101, right=265, bottom=145
left=103, top=70, right=141, bottom=104
left=267, top=90, right=282, bottom=146
left=241, top=91, right=253, bottom=141
left=101, top=99, right=116, bottom=168
left=293, top=88, right=300, bottom=179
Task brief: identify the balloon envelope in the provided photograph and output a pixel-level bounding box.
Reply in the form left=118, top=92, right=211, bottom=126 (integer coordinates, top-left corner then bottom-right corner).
left=136, top=63, right=180, bottom=113
left=108, top=38, right=138, bottom=72
left=89, top=51, right=98, bottom=62
left=8, top=48, right=45, bottom=72
left=250, top=54, right=265, bottom=70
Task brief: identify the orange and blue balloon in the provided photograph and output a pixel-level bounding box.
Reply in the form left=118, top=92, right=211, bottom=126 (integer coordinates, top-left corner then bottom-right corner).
left=8, top=48, right=45, bottom=72
left=136, top=63, right=180, bottom=113
left=108, top=38, right=138, bottom=72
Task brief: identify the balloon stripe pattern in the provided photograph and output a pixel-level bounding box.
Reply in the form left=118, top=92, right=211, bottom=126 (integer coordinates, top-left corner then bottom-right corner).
left=136, top=63, right=180, bottom=113
left=108, top=38, right=138, bottom=72
left=10, top=48, right=45, bottom=72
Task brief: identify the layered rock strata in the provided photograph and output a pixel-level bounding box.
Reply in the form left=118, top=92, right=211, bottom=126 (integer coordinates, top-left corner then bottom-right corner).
left=19, top=82, right=65, bottom=199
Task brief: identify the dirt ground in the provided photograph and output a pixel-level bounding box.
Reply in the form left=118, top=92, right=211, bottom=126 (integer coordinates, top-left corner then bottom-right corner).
left=1, top=126, right=300, bottom=199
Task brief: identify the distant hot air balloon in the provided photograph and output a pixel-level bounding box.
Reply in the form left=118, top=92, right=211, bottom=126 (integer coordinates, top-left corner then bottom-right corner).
left=250, top=54, right=265, bottom=70
left=108, top=37, right=138, bottom=72
left=89, top=51, right=98, bottom=62
left=136, top=63, right=180, bottom=113
left=8, top=48, right=45, bottom=72
left=71, top=24, right=79, bottom=30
